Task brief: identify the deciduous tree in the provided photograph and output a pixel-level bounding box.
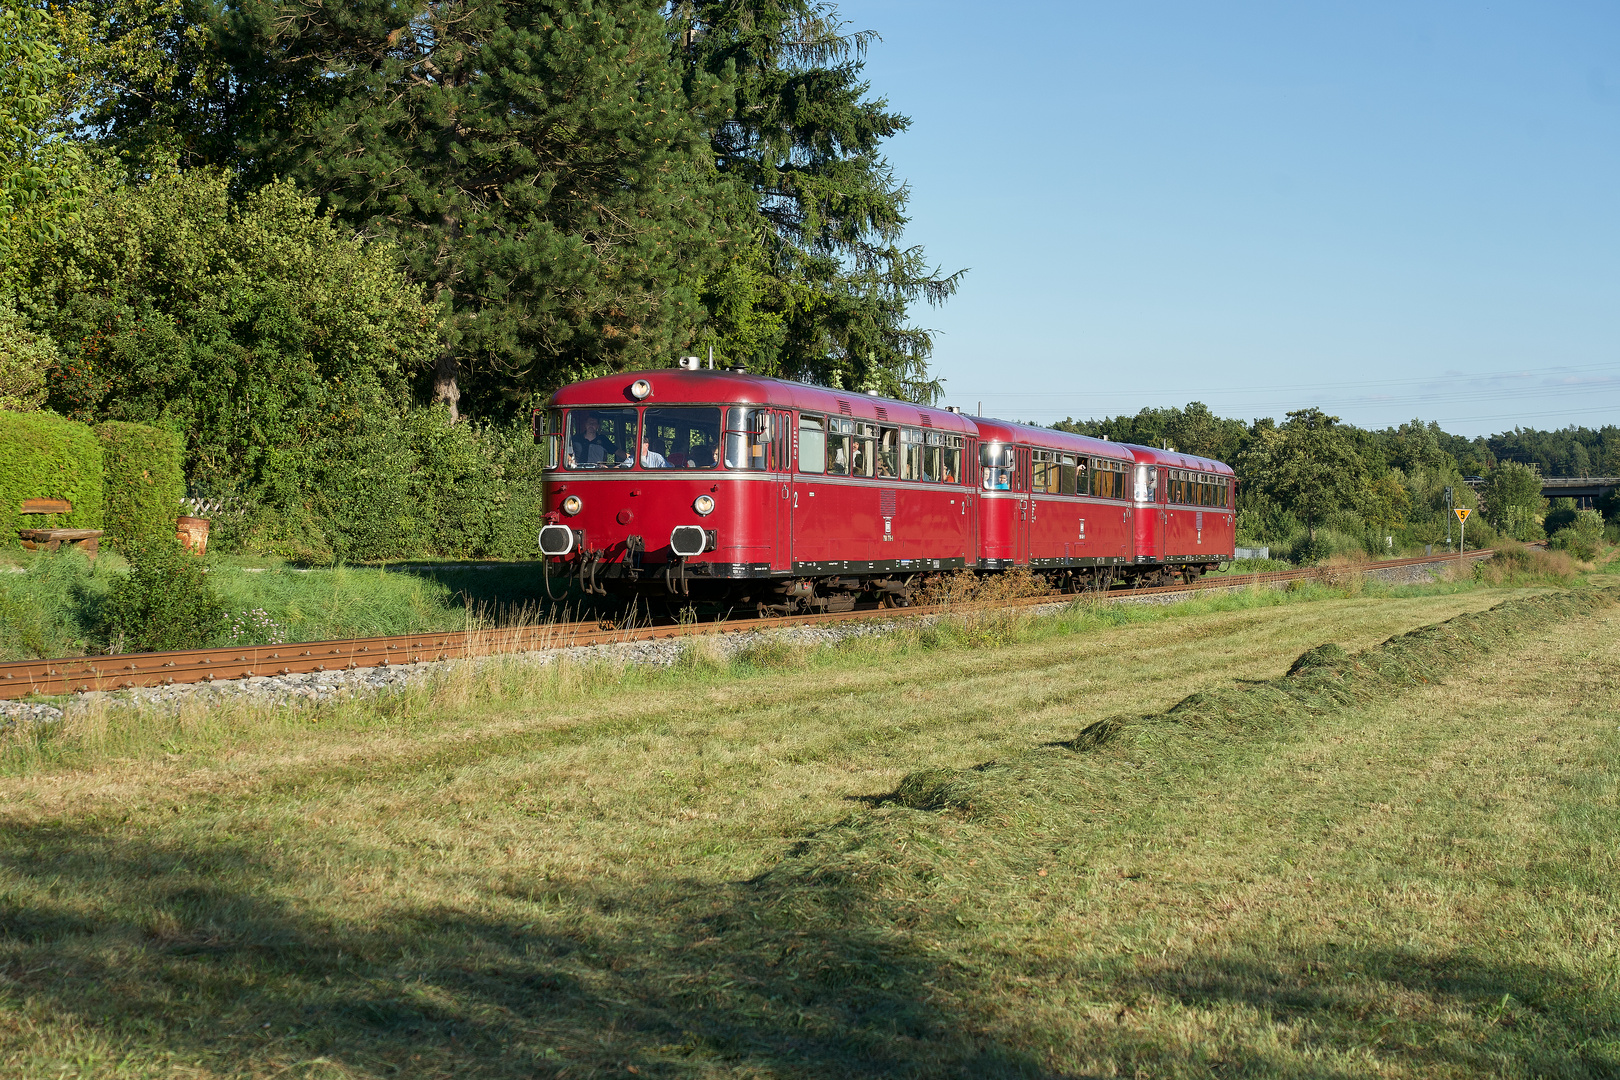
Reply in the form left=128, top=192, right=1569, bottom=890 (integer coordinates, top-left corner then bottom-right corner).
left=1238, top=408, right=1368, bottom=545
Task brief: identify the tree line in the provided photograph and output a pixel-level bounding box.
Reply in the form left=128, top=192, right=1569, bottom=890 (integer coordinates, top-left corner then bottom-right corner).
left=1056, top=404, right=1616, bottom=562
left=0, top=0, right=961, bottom=559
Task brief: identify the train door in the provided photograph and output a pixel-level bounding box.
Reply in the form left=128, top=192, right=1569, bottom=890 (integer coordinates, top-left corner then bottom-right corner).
left=1016, top=446, right=1032, bottom=564
left=771, top=409, right=794, bottom=573
left=791, top=412, right=830, bottom=569
left=1156, top=467, right=1168, bottom=557
left=960, top=438, right=977, bottom=563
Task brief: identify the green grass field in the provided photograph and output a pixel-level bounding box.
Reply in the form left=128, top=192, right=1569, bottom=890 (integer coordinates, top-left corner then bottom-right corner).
left=0, top=549, right=575, bottom=659
left=2, top=576, right=1619, bottom=1077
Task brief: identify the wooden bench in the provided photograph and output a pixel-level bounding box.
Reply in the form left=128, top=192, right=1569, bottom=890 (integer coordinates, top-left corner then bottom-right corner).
left=17, top=498, right=104, bottom=560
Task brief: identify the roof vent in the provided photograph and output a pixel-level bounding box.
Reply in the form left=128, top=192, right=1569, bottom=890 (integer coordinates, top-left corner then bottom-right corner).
left=865, top=389, right=880, bottom=397
left=919, top=412, right=932, bottom=428
left=945, top=405, right=962, bottom=414
left=678, top=356, right=702, bottom=370
left=837, top=399, right=852, bottom=415
left=728, top=363, right=748, bottom=374
left=874, top=405, right=888, bottom=421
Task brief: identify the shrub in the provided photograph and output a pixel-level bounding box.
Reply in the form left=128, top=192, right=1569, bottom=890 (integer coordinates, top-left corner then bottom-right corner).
left=101, top=539, right=227, bottom=651
left=0, top=409, right=103, bottom=541
left=1475, top=541, right=1579, bottom=585
left=1549, top=510, right=1605, bottom=562
left=96, top=421, right=184, bottom=547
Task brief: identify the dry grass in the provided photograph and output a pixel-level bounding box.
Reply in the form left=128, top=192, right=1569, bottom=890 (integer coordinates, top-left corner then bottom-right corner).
left=2, top=582, right=1616, bottom=1077
left=1474, top=541, right=1582, bottom=586
left=914, top=566, right=1050, bottom=605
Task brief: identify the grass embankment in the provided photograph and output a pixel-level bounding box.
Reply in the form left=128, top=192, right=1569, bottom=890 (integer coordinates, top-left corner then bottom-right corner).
left=3, top=583, right=1619, bottom=1077
left=0, top=550, right=563, bottom=659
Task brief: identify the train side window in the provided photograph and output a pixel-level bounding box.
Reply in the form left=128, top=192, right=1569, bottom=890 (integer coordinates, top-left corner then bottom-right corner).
left=876, top=427, right=900, bottom=479
left=941, top=437, right=961, bottom=483
left=826, top=419, right=849, bottom=475
left=538, top=409, right=563, bottom=469
left=722, top=407, right=768, bottom=471
left=1090, top=458, right=1112, bottom=499
left=798, top=415, right=826, bottom=474
left=1058, top=454, right=1077, bottom=494
left=898, top=428, right=922, bottom=481
left=1075, top=458, right=1090, bottom=496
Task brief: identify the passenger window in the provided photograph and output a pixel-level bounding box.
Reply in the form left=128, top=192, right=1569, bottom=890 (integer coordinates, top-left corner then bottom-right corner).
left=942, top=442, right=961, bottom=484
left=876, top=428, right=899, bottom=479
left=1058, top=454, right=1077, bottom=494
left=899, top=428, right=922, bottom=480
left=827, top=431, right=849, bottom=475
left=799, top=415, right=826, bottom=474
left=1075, top=458, right=1090, bottom=496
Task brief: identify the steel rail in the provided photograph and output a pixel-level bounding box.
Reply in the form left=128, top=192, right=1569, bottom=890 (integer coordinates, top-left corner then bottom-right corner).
left=0, top=549, right=1494, bottom=699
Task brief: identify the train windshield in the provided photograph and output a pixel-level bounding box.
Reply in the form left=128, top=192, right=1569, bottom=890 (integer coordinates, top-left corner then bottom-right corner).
left=563, top=407, right=637, bottom=469
left=981, top=442, right=1014, bottom=490
left=643, top=406, right=722, bottom=469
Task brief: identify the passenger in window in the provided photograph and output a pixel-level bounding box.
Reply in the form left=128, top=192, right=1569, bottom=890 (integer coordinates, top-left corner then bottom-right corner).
left=640, top=435, right=669, bottom=469
left=570, top=413, right=618, bottom=467
left=829, top=436, right=849, bottom=475
left=686, top=433, right=716, bottom=468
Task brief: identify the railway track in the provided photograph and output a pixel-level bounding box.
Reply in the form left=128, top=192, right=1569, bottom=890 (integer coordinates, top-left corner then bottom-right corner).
left=0, top=549, right=1494, bottom=700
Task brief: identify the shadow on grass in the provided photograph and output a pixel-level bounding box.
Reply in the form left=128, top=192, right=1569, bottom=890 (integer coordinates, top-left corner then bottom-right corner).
left=1095, top=946, right=1620, bottom=1078
left=5, top=823, right=1618, bottom=1077
left=0, top=822, right=1054, bottom=1078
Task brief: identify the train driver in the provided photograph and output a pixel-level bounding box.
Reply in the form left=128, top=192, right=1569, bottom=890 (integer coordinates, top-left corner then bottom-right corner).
left=569, top=412, right=618, bottom=467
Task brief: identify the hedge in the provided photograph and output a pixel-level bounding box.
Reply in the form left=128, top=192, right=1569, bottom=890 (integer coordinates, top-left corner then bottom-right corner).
left=0, top=411, right=104, bottom=543
left=96, top=422, right=186, bottom=547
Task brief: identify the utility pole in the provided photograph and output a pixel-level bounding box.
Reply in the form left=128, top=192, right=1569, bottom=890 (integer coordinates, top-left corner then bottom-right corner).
left=1444, top=486, right=1454, bottom=551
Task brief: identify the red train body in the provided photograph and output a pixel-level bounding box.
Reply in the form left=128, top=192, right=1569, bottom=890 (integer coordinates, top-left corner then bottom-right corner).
left=535, top=367, right=1234, bottom=609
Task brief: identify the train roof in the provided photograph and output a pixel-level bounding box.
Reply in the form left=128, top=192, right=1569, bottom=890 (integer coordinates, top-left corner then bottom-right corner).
left=966, top=416, right=1134, bottom=461
left=547, top=368, right=978, bottom=435
left=1118, top=443, right=1235, bottom=475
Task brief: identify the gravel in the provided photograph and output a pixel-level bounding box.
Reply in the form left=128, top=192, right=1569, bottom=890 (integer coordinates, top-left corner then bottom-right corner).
left=0, top=558, right=1466, bottom=726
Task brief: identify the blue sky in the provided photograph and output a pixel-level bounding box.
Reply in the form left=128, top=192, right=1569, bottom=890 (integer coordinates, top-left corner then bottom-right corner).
left=847, top=1, right=1620, bottom=437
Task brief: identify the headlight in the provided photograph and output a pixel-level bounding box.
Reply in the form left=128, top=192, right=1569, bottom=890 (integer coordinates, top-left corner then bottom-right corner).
left=561, top=495, right=583, bottom=516
left=630, top=379, right=652, bottom=400
left=693, top=494, right=715, bottom=516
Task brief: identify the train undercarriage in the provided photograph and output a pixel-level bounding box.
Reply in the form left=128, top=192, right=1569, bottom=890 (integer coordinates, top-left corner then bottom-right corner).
left=552, top=557, right=1220, bottom=617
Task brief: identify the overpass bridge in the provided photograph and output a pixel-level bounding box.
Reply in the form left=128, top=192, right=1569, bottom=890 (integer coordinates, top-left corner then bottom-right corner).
left=1461, top=475, right=1620, bottom=510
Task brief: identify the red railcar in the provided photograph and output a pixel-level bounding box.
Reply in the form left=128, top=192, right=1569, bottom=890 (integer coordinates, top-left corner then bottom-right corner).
left=536, top=367, right=977, bottom=611
left=535, top=365, right=1239, bottom=607
left=1122, top=444, right=1236, bottom=582
left=967, top=417, right=1138, bottom=586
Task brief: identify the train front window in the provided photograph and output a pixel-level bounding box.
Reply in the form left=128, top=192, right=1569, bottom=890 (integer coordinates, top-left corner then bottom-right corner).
left=981, top=443, right=1013, bottom=490
left=643, top=406, right=721, bottom=470
left=564, top=407, right=637, bottom=469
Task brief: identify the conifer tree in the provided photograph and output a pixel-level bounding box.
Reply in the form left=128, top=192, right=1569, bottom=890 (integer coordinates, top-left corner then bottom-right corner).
left=673, top=0, right=962, bottom=401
